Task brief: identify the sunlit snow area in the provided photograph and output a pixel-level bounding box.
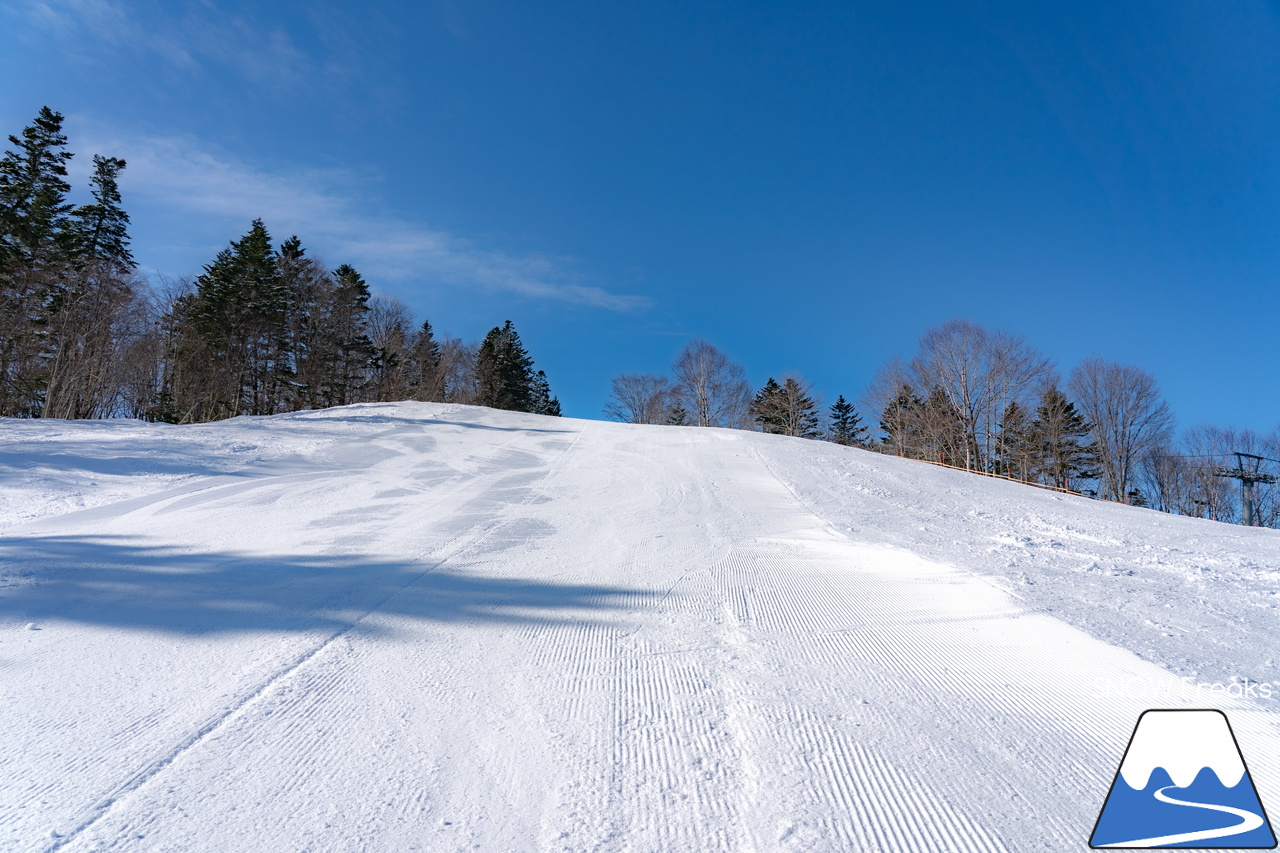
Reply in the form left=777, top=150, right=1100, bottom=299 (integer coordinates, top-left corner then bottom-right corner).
left=2, top=403, right=1278, bottom=851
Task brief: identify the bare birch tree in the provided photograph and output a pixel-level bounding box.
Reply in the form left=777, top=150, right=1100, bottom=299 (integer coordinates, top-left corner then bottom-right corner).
left=604, top=373, right=671, bottom=424
left=42, top=270, right=145, bottom=418
left=909, top=320, right=1052, bottom=471
left=861, top=356, right=912, bottom=432
left=440, top=338, right=481, bottom=404
left=1138, top=447, right=1191, bottom=515
left=364, top=295, right=413, bottom=402
left=670, top=339, right=751, bottom=428
left=1175, top=425, right=1279, bottom=525
left=861, top=356, right=923, bottom=454
left=1068, top=357, right=1174, bottom=503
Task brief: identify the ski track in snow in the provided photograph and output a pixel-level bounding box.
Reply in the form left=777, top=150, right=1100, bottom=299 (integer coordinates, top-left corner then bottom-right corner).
left=1, top=402, right=1278, bottom=852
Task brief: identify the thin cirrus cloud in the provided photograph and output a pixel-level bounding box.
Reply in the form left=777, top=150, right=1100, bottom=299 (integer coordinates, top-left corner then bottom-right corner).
left=79, top=131, right=650, bottom=312
left=21, top=0, right=648, bottom=311
left=20, top=0, right=317, bottom=90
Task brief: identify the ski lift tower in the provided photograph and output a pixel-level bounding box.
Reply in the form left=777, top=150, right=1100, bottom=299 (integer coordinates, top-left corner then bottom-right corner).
left=1214, top=452, right=1277, bottom=527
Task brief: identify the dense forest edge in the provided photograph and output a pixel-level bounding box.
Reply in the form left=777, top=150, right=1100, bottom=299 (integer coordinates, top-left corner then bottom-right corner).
left=0, top=107, right=560, bottom=427
left=3, top=107, right=1276, bottom=527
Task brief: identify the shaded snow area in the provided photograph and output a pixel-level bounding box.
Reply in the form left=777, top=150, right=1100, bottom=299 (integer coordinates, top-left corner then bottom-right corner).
left=2, top=402, right=1278, bottom=852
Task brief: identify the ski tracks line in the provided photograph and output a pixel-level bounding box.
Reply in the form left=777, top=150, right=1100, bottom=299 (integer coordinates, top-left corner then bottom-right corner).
left=45, top=420, right=588, bottom=853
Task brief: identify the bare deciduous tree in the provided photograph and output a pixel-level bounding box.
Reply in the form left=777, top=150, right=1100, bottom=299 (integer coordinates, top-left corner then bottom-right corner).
left=1138, top=446, right=1191, bottom=515
left=364, top=295, right=414, bottom=402
left=440, top=337, right=481, bottom=405
left=861, top=357, right=911, bottom=432
left=909, top=319, right=1053, bottom=471
left=670, top=339, right=751, bottom=428
left=865, top=322, right=1052, bottom=469
left=604, top=373, right=671, bottom=424
left=1169, top=425, right=1279, bottom=525
left=1068, top=357, right=1174, bottom=503
left=42, top=269, right=145, bottom=419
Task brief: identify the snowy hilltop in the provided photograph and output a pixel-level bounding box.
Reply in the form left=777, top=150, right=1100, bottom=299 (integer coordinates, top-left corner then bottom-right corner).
left=1, top=403, right=1278, bottom=852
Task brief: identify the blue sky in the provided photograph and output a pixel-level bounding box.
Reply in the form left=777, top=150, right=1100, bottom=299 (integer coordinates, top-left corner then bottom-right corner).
left=5, top=0, right=1280, bottom=431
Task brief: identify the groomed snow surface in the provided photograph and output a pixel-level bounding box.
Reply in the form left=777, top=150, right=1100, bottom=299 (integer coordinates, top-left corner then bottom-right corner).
left=2, top=402, right=1278, bottom=852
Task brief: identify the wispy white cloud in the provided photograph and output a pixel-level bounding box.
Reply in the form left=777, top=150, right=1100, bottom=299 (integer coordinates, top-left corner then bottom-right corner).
left=20, top=0, right=322, bottom=92
left=77, top=129, right=649, bottom=312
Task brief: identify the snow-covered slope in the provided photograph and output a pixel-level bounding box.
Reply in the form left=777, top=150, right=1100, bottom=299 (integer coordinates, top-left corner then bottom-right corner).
left=2, top=403, right=1277, bottom=852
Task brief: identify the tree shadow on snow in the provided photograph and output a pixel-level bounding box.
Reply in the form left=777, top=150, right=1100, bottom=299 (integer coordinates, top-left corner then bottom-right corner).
left=0, top=535, right=658, bottom=636
left=289, top=411, right=573, bottom=435
left=0, top=441, right=239, bottom=481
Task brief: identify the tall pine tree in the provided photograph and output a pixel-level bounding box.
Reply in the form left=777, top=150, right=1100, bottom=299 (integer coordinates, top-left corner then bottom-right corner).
left=0, top=107, right=76, bottom=415
left=752, top=378, right=784, bottom=433
left=181, top=220, right=288, bottom=419
left=409, top=319, right=445, bottom=402
left=828, top=395, right=867, bottom=447
left=70, top=155, right=133, bottom=271
left=476, top=320, right=535, bottom=411
left=43, top=154, right=138, bottom=419
left=996, top=400, right=1034, bottom=480
left=752, top=376, right=820, bottom=438
left=529, top=369, right=561, bottom=416
left=0, top=106, right=73, bottom=272
left=278, top=236, right=327, bottom=409
left=326, top=264, right=373, bottom=406
left=1029, top=386, right=1094, bottom=490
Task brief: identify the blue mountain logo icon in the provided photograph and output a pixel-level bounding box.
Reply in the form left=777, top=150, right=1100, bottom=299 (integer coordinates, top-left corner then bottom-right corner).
left=1091, top=709, right=1276, bottom=848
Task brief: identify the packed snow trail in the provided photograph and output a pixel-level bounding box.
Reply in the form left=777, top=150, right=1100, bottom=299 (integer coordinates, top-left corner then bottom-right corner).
left=1, top=403, right=1278, bottom=851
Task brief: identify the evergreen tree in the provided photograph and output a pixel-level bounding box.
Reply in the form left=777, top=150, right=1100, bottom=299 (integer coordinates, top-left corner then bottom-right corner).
left=529, top=370, right=561, bottom=416
left=144, top=389, right=182, bottom=424
left=43, top=155, right=138, bottom=419
left=827, top=395, right=867, bottom=447
left=69, top=155, right=132, bottom=271
left=752, top=377, right=784, bottom=433
left=996, top=400, right=1033, bottom=480
left=667, top=404, right=689, bottom=426
left=752, top=376, right=820, bottom=438
left=1029, top=387, right=1094, bottom=490
left=918, top=386, right=965, bottom=464
left=181, top=246, right=241, bottom=419
left=327, top=264, right=373, bottom=406
left=880, top=384, right=923, bottom=457
left=278, top=236, right=326, bottom=409
left=409, top=319, right=445, bottom=402
left=780, top=376, right=821, bottom=438
left=182, top=220, right=288, bottom=419
left=0, top=106, right=73, bottom=272
left=0, top=107, right=76, bottom=415
left=476, top=320, right=534, bottom=411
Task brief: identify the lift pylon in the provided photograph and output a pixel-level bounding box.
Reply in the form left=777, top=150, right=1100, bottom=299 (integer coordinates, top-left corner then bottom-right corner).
left=1214, top=452, right=1277, bottom=527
